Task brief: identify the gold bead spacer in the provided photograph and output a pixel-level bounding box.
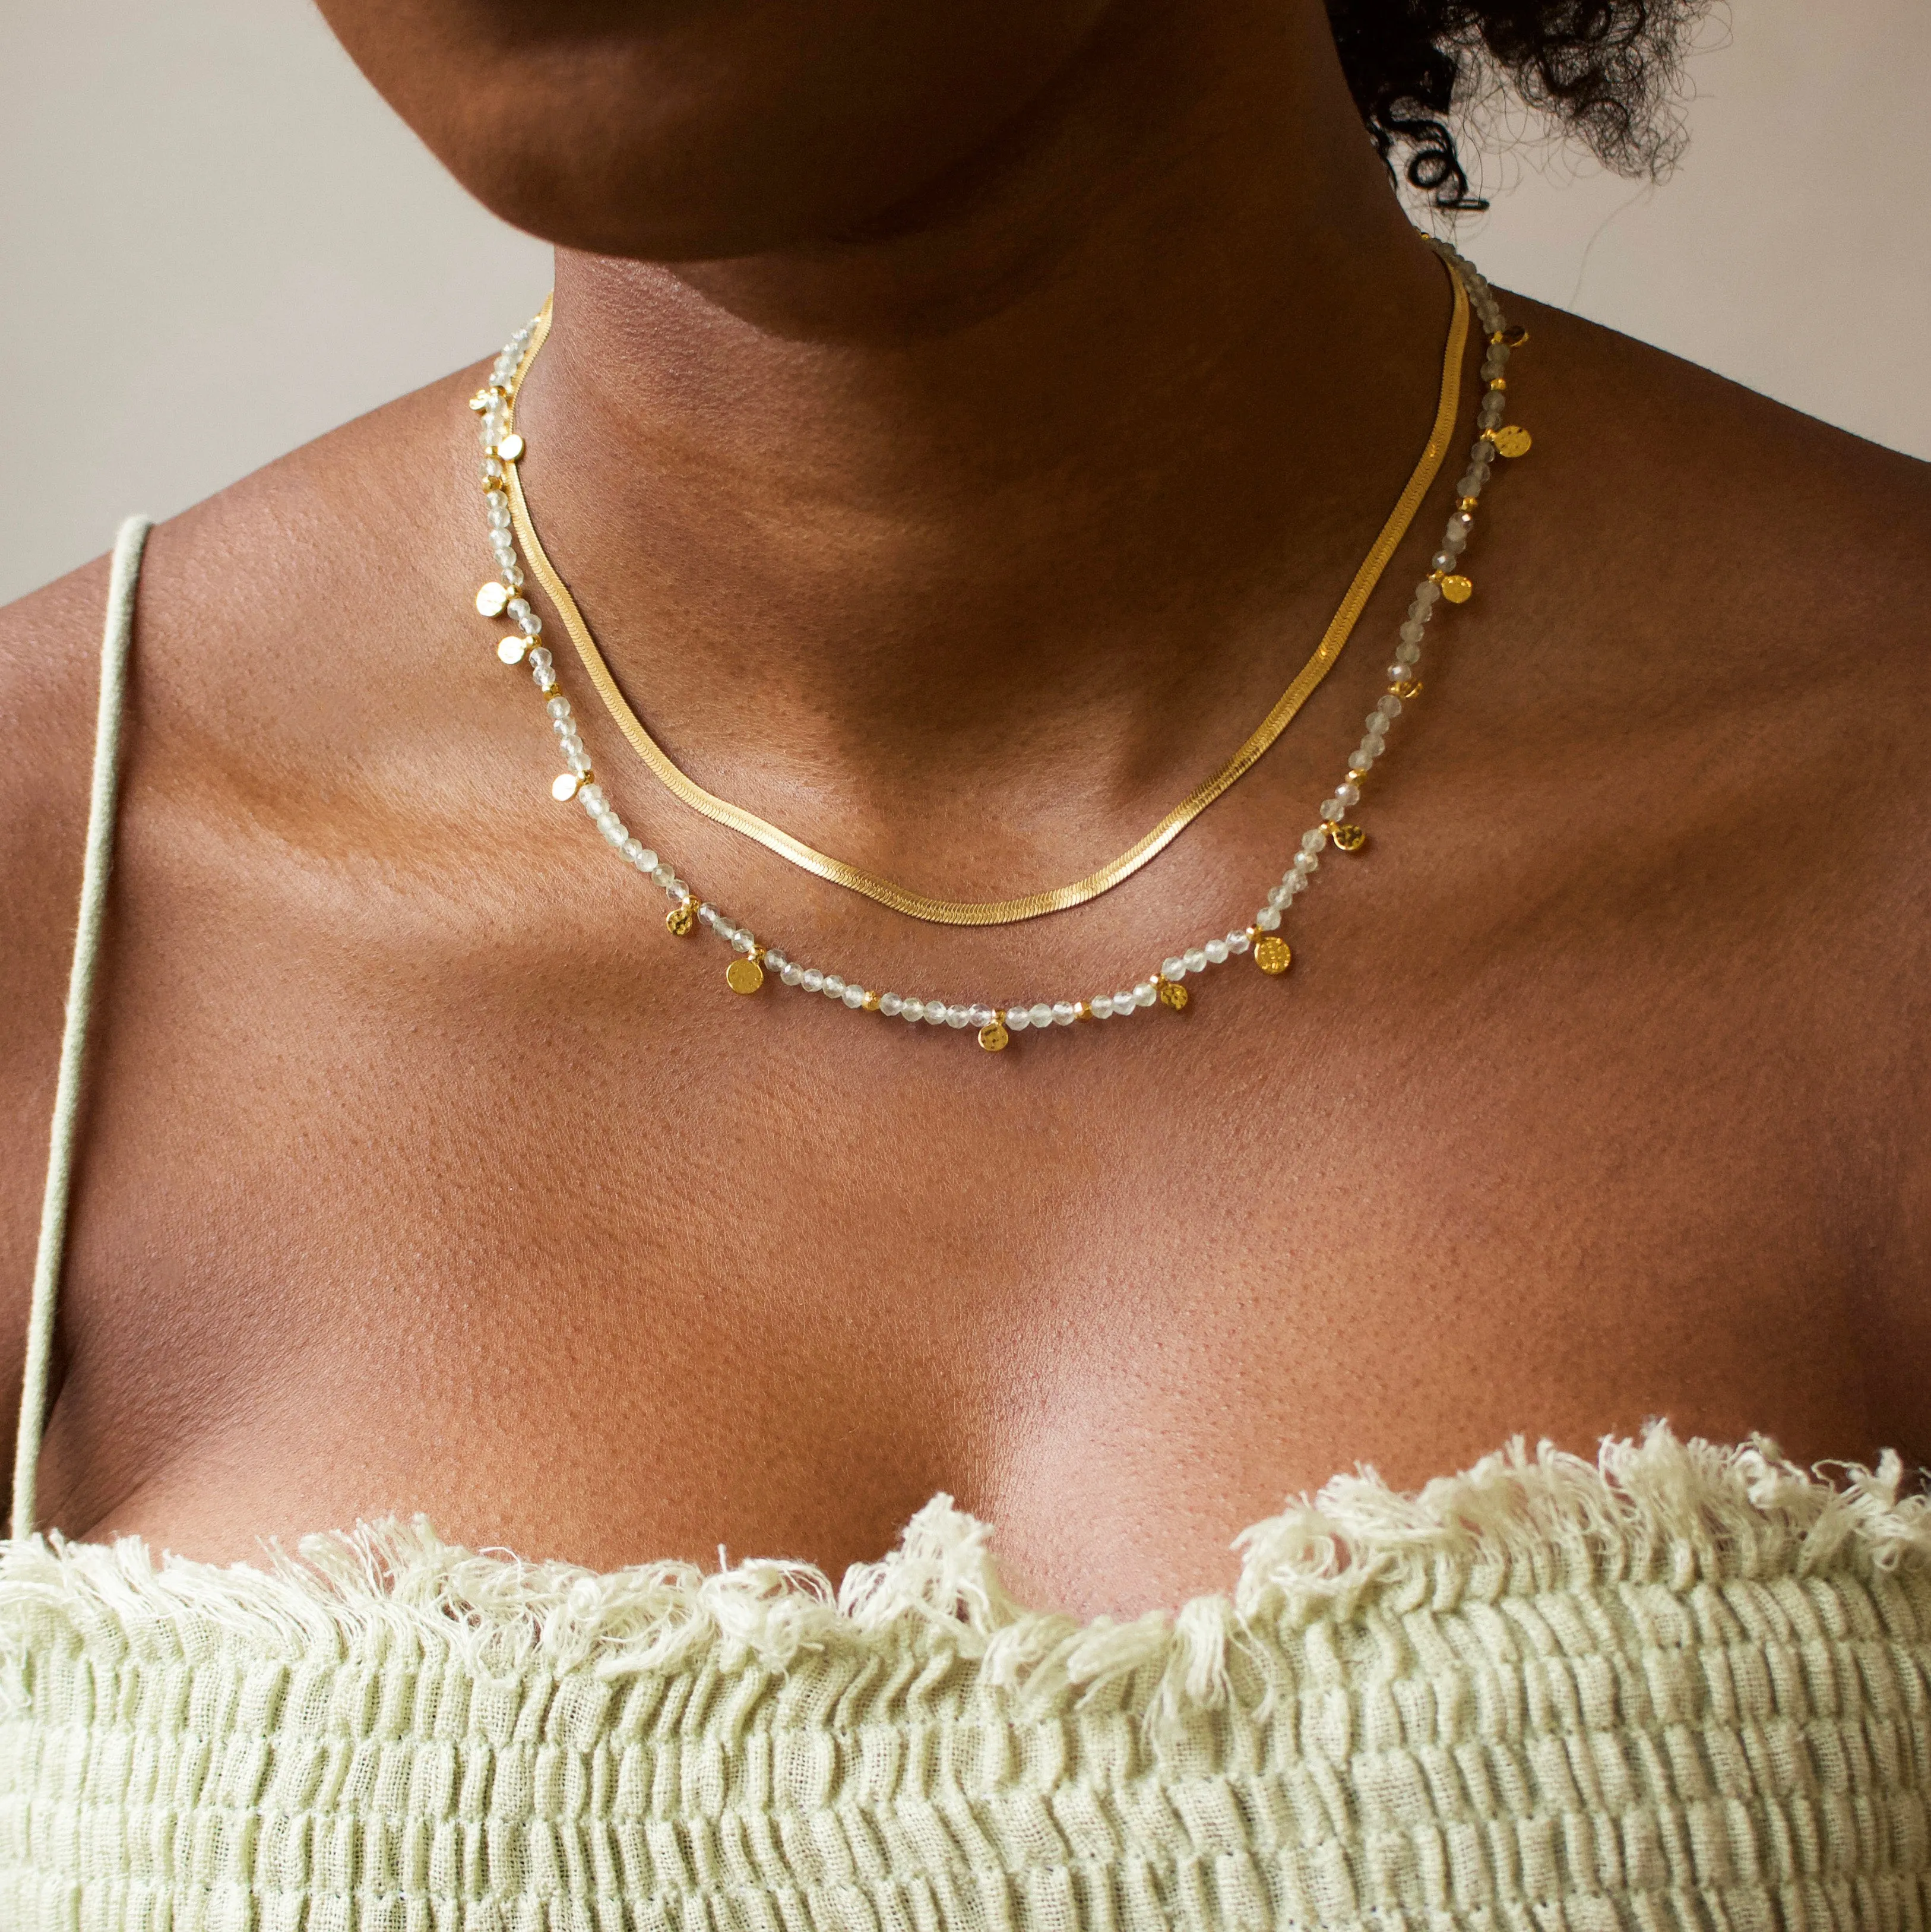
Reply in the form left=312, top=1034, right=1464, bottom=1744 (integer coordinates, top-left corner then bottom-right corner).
left=1157, top=980, right=1189, bottom=1011
left=862, top=991, right=882, bottom=1013
left=978, top=1016, right=1011, bottom=1052
left=1254, top=935, right=1293, bottom=975
left=666, top=898, right=697, bottom=938
left=1457, top=497, right=1479, bottom=514
left=1328, top=823, right=1367, bottom=852
left=1487, top=377, right=1507, bottom=391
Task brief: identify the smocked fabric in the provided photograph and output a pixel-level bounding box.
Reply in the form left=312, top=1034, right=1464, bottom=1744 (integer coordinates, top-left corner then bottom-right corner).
left=5, top=1428, right=1931, bottom=1931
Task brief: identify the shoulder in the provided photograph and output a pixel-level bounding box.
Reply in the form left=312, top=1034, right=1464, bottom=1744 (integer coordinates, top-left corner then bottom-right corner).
left=1471, top=292, right=1931, bottom=1255
left=0, top=365, right=490, bottom=1492
left=1495, top=292, right=1929, bottom=654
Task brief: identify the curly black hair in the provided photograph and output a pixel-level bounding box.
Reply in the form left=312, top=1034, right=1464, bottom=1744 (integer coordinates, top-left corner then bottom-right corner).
left=1326, top=0, right=1711, bottom=210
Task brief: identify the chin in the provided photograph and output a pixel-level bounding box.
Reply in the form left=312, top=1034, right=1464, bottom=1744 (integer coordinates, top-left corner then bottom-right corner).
left=315, top=0, right=1115, bottom=261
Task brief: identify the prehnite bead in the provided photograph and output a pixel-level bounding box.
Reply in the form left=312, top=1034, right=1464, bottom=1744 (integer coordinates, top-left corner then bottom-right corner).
left=824, top=975, right=844, bottom=997
left=802, top=969, right=824, bottom=992
left=1052, top=1003, right=1076, bottom=1026
left=903, top=1000, right=925, bottom=1022
left=842, top=986, right=866, bottom=1008
left=1256, top=906, right=1282, bottom=930
left=948, top=1008, right=972, bottom=1029
left=926, top=1004, right=948, bottom=1025
left=1030, top=1003, right=1053, bottom=1029
left=880, top=993, right=902, bottom=1014
left=1091, top=996, right=1115, bottom=1018
left=1227, top=932, right=1251, bottom=954
left=1134, top=984, right=1157, bottom=1007
left=1006, top=1007, right=1030, bottom=1029
left=1205, top=940, right=1229, bottom=965
left=781, top=963, right=804, bottom=986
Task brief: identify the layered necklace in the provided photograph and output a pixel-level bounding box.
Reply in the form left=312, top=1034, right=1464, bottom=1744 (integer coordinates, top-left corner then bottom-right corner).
left=464, top=238, right=1530, bottom=1051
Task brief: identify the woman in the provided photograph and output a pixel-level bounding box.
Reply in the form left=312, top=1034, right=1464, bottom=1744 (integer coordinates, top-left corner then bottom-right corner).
left=4, top=0, right=1927, bottom=1926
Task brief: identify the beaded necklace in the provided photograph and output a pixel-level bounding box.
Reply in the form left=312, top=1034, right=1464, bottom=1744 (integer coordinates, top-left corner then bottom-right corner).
left=463, top=239, right=1530, bottom=1052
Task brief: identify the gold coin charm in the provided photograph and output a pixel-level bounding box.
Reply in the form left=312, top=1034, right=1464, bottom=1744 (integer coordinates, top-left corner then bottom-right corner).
left=1439, top=574, right=1473, bottom=604
left=725, top=956, right=765, bottom=995
left=1490, top=425, right=1533, bottom=459
left=977, top=1017, right=1010, bottom=1052
left=476, top=581, right=511, bottom=617
left=1329, top=823, right=1367, bottom=852
left=550, top=772, right=581, bottom=802
left=495, top=432, right=526, bottom=462
left=496, top=635, right=527, bottom=665
left=666, top=899, right=697, bottom=937
left=1255, top=935, right=1293, bottom=975
left=1158, top=981, right=1189, bottom=1011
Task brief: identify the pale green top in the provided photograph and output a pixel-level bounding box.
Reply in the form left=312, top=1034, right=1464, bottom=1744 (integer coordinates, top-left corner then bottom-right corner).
left=4, top=522, right=1930, bottom=1932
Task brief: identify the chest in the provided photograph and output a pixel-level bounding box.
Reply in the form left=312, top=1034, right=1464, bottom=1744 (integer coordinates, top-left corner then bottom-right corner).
left=39, top=734, right=1897, bottom=1617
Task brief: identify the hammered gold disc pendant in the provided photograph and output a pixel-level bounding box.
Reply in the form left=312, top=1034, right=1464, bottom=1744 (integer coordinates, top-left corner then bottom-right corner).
left=725, top=956, right=765, bottom=995
left=1329, top=824, right=1367, bottom=852
left=666, top=900, right=696, bottom=937
left=1158, top=981, right=1189, bottom=1011
left=476, top=581, right=511, bottom=617
left=1488, top=425, right=1533, bottom=459
left=1255, top=935, right=1293, bottom=975
left=977, top=1017, right=1010, bottom=1052
left=1439, top=574, right=1473, bottom=604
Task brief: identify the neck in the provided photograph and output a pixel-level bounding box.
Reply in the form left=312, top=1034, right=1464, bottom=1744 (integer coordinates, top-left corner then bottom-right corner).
left=508, top=0, right=1452, bottom=884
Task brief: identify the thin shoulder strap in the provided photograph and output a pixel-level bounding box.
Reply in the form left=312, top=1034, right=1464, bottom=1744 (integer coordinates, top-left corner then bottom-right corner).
left=10, top=516, right=152, bottom=1538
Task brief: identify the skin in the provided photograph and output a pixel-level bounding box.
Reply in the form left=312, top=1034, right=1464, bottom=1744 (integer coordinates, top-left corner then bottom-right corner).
left=1, top=0, right=1926, bottom=1621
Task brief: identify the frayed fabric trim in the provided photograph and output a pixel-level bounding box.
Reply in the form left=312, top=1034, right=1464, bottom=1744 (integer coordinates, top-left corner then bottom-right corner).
left=4, top=1424, right=1927, bottom=1700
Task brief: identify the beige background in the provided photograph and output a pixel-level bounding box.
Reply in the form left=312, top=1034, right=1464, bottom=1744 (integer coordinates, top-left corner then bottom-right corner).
left=4, top=0, right=1926, bottom=608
